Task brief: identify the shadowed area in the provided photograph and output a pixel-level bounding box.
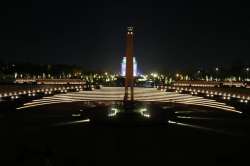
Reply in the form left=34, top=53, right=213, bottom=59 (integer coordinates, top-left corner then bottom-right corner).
left=1, top=98, right=250, bottom=165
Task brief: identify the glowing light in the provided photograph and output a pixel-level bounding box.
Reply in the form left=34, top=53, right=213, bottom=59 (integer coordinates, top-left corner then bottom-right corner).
left=17, top=100, right=73, bottom=110
left=72, top=114, right=81, bottom=117
left=139, top=108, right=150, bottom=118
left=121, top=57, right=138, bottom=76
left=54, top=119, right=90, bottom=126
left=168, top=120, right=236, bottom=136
left=108, top=108, right=119, bottom=117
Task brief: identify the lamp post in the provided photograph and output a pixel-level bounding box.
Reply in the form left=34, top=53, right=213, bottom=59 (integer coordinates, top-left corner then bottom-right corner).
left=246, top=67, right=249, bottom=81
left=215, top=67, right=219, bottom=81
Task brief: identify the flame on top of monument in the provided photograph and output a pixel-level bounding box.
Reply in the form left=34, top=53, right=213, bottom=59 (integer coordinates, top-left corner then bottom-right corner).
left=128, top=26, right=133, bottom=32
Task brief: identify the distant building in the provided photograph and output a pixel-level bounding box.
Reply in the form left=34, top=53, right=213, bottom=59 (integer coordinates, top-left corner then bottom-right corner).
left=121, top=57, right=137, bottom=76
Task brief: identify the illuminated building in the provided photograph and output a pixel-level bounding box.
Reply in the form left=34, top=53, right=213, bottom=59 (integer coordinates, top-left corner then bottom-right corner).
left=121, top=57, right=137, bottom=76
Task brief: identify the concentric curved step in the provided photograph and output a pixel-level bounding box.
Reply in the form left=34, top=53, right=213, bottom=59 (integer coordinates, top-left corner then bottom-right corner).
left=17, top=87, right=240, bottom=113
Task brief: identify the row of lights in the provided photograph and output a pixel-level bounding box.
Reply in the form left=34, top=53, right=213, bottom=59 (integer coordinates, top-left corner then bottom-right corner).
left=173, top=83, right=215, bottom=87
left=164, top=86, right=249, bottom=104
left=0, top=85, right=90, bottom=101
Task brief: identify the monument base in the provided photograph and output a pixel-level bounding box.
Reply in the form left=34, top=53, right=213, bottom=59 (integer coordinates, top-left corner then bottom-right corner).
left=123, top=100, right=135, bottom=112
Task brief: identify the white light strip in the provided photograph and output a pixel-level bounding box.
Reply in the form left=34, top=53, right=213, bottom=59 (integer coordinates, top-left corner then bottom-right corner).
left=23, top=97, right=123, bottom=108
left=177, top=116, right=225, bottom=120
left=57, top=94, right=124, bottom=99
left=179, top=101, right=234, bottom=109
left=173, top=99, right=228, bottom=106
left=17, top=101, right=73, bottom=109
left=24, top=98, right=74, bottom=105
left=135, top=95, right=189, bottom=100
left=171, top=98, right=221, bottom=103
left=168, top=120, right=237, bottom=136
left=178, top=102, right=240, bottom=113
left=136, top=96, right=201, bottom=102
left=175, top=110, right=207, bottom=114
left=55, top=96, right=122, bottom=100
left=54, top=119, right=90, bottom=126
left=136, top=93, right=188, bottom=98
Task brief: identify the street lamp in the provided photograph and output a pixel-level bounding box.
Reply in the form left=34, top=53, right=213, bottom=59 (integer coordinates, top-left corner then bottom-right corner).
left=215, top=67, right=219, bottom=81
left=246, top=67, right=250, bottom=81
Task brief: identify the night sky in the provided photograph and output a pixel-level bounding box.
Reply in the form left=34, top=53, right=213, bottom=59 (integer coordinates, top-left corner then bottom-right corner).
left=0, top=0, right=250, bottom=73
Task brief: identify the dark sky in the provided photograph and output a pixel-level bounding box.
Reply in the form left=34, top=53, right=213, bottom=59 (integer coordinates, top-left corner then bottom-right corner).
left=0, top=0, right=250, bottom=72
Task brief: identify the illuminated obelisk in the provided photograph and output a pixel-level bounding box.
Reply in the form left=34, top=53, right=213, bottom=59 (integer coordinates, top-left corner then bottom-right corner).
left=124, top=26, right=134, bottom=102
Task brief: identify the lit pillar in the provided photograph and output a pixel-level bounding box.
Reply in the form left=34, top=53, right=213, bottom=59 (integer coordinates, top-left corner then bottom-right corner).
left=124, top=26, right=134, bottom=101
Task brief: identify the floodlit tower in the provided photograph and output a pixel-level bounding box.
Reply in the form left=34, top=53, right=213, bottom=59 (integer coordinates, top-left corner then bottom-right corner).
left=121, top=57, right=126, bottom=76
left=121, top=57, right=138, bottom=77
left=124, top=26, right=134, bottom=101
left=133, top=57, right=137, bottom=76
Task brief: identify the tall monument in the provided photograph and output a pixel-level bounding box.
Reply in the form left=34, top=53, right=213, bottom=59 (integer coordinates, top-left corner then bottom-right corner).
left=124, top=26, right=134, bottom=101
